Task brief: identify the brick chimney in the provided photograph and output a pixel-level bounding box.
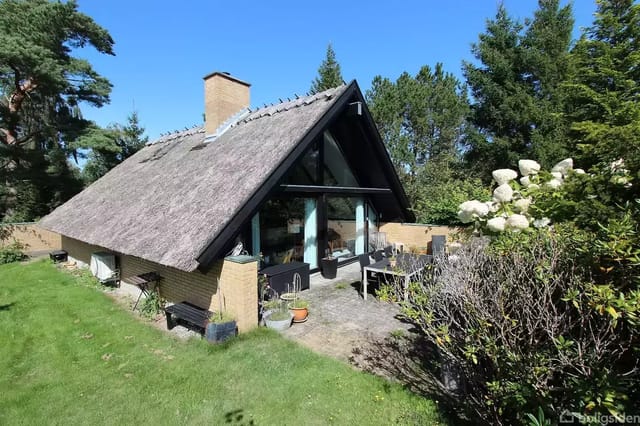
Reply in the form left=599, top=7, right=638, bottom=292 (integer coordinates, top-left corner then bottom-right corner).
left=203, top=71, right=251, bottom=136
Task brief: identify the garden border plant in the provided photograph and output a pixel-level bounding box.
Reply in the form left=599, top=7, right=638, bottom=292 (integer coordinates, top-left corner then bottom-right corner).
left=380, top=157, right=640, bottom=425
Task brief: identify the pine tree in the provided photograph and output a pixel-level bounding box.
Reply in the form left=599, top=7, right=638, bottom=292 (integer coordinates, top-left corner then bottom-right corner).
left=82, top=111, right=148, bottom=184
left=367, top=64, right=484, bottom=223
left=0, top=0, right=115, bottom=220
left=310, top=43, right=343, bottom=93
left=565, top=0, right=640, bottom=172
left=464, top=2, right=574, bottom=179
left=523, top=0, right=574, bottom=166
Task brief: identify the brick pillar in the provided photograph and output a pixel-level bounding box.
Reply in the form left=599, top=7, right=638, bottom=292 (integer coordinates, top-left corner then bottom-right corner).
left=218, top=256, right=258, bottom=333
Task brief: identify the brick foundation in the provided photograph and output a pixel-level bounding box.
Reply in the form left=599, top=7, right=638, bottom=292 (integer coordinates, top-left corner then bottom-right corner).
left=61, top=236, right=258, bottom=333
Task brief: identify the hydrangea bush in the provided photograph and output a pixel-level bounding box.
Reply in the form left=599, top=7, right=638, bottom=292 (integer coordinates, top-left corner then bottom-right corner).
left=456, top=158, right=588, bottom=233
left=385, top=156, right=639, bottom=425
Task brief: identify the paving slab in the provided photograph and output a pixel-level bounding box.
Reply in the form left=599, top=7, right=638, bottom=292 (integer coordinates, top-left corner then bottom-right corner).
left=281, top=262, right=413, bottom=362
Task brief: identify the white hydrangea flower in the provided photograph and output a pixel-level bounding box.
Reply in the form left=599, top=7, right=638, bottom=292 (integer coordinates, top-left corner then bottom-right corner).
left=551, top=171, right=564, bottom=180
left=493, top=183, right=514, bottom=202
left=457, top=200, right=489, bottom=223
left=457, top=209, right=474, bottom=223
left=574, top=168, right=586, bottom=175
left=546, top=178, right=563, bottom=189
left=533, top=217, right=551, bottom=228
left=506, top=214, right=529, bottom=230
left=610, top=158, right=626, bottom=172
left=552, top=158, right=573, bottom=174
left=492, top=169, right=518, bottom=185
left=518, top=159, right=540, bottom=176
left=520, top=176, right=531, bottom=187
left=487, top=217, right=506, bottom=232
left=514, top=197, right=531, bottom=213
left=472, top=200, right=490, bottom=217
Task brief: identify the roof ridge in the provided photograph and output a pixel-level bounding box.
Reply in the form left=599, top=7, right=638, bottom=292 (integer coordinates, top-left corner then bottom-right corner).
left=149, top=125, right=204, bottom=145
left=146, top=85, right=346, bottom=146
left=236, top=84, right=346, bottom=125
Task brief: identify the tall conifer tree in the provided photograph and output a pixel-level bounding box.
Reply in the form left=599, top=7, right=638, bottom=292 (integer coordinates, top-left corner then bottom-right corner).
left=310, top=43, right=343, bottom=93
left=464, top=1, right=574, bottom=178
left=565, top=0, right=640, bottom=172
left=0, top=0, right=115, bottom=220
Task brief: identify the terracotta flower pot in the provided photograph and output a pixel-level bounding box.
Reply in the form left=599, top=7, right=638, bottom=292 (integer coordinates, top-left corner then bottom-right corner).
left=289, top=306, right=308, bottom=323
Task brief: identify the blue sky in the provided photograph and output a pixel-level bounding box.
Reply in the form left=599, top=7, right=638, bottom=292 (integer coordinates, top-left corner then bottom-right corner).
left=77, top=0, right=597, bottom=141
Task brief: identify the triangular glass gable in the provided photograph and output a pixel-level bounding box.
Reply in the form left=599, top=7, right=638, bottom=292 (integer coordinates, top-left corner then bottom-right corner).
left=323, top=131, right=359, bottom=187
left=284, top=131, right=360, bottom=187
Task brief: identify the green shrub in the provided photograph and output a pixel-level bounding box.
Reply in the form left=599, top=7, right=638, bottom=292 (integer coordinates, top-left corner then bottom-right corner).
left=0, top=241, right=26, bottom=264
left=139, top=290, right=165, bottom=319
left=390, top=157, right=640, bottom=424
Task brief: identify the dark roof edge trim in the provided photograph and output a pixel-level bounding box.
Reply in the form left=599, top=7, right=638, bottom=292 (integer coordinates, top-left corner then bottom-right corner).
left=195, top=82, right=358, bottom=271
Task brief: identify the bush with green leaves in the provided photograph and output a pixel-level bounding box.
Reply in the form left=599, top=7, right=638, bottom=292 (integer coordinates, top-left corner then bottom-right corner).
left=139, top=290, right=165, bottom=319
left=0, top=241, right=26, bottom=264
left=386, top=157, right=639, bottom=425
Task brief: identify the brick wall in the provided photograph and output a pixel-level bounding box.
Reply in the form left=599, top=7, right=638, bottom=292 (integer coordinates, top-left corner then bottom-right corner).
left=61, top=235, right=258, bottom=333
left=0, top=223, right=61, bottom=252
left=379, top=222, right=460, bottom=252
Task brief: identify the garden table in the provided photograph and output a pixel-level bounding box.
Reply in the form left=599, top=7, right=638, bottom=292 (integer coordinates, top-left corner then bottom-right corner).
left=362, top=257, right=424, bottom=301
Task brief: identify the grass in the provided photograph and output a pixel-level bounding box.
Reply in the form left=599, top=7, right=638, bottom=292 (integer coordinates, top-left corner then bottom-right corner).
left=0, top=260, right=443, bottom=425
left=334, top=281, right=349, bottom=290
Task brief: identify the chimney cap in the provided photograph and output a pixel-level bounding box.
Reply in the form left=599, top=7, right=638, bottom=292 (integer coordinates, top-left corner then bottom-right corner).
left=202, top=71, right=251, bottom=87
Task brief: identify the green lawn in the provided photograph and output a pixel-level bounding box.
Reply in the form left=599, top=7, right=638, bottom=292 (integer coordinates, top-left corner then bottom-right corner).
left=0, top=260, right=442, bottom=425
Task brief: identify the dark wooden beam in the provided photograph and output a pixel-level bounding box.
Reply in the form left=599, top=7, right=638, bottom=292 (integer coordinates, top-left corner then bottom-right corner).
left=279, top=184, right=392, bottom=195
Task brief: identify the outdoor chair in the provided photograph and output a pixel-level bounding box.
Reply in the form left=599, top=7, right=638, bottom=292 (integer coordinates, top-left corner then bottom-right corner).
left=358, top=254, right=378, bottom=298
left=384, top=245, right=393, bottom=257
left=416, top=254, right=433, bottom=268
left=373, top=250, right=384, bottom=262
left=431, top=235, right=447, bottom=256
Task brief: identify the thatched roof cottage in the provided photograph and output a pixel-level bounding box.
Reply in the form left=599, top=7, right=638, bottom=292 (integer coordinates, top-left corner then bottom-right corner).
left=40, top=72, right=412, bottom=332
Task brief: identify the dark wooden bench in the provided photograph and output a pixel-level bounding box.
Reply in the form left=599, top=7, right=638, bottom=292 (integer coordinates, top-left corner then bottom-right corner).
left=165, top=302, right=212, bottom=334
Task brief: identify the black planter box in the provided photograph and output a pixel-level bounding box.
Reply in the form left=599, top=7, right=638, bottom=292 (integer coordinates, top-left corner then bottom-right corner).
left=321, top=257, right=338, bottom=279
left=49, top=250, right=68, bottom=263
left=260, top=262, right=310, bottom=295
left=205, top=321, right=237, bottom=343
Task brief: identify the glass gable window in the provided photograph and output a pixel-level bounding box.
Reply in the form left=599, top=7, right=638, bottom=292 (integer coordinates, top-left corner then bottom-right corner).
left=255, top=128, right=379, bottom=270
left=323, top=132, right=358, bottom=187
left=284, top=143, right=318, bottom=185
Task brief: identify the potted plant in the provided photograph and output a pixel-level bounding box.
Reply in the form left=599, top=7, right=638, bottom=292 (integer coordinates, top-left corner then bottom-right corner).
left=264, top=299, right=293, bottom=331
left=261, top=299, right=280, bottom=326
left=288, top=298, right=309, bottom=323
left=321, top=241, right=338, bottom=279
left=282, top=274, right=309, bottom=323
left=205, top=311, right=237, bottom=343
left=205, top=278, right=237, bottom=343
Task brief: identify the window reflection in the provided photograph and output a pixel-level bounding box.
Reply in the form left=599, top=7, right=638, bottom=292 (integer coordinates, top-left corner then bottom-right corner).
left=326, top=197, right=365, bottom=262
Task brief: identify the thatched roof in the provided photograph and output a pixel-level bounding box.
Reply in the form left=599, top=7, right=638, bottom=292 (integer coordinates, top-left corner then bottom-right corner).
left=40, top=85, right=349, bottom=272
